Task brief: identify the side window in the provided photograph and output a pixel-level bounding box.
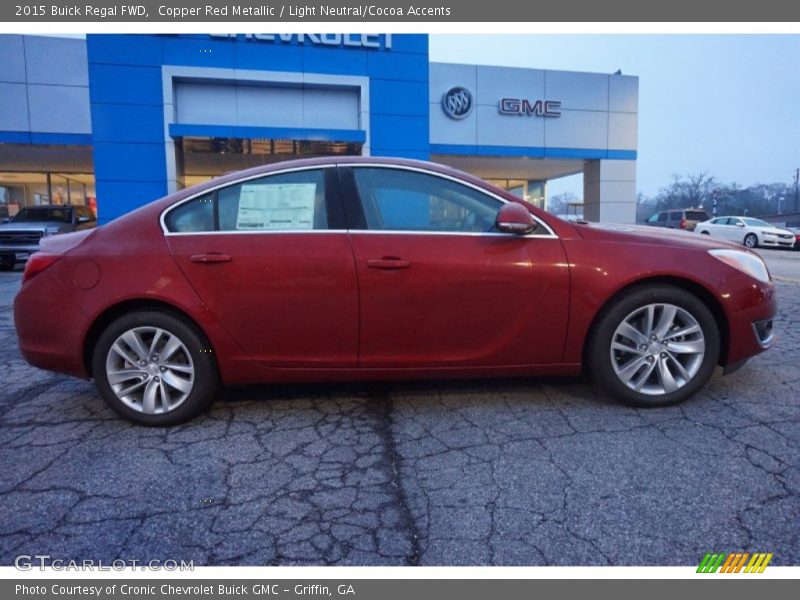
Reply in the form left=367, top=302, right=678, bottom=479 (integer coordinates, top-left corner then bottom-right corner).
left=352, top=168, right=503, bottom=233
left=657, top=212, right=668, bottom=223
left=164, top=192, right=214, bottom=233
left=218, top=169, right=327, bottom=232
left=164, top=169, right=328, bottom=233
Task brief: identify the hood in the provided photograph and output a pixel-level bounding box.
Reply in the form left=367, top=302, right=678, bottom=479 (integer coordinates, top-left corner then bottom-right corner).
left=574, top=221, right=744, bottom=251
left=0, top=221, right=51, bottom=232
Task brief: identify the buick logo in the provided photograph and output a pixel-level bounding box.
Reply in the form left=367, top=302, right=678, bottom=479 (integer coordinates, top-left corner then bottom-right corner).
left=441, top=86, right=473, bottom=120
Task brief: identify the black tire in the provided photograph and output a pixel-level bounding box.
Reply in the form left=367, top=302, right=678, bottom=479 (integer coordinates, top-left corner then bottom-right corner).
left=744, top=233, right=758, bottom=249
left=0, top=253, right=15, bottom=271
left=700, top=230, right=710, bottom=235
left=587, top=285, right=720, bottom=408
left=92, top=310, right=219, bottom=426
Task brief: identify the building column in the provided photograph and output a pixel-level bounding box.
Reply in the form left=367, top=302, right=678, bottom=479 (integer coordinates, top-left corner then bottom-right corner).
left=583, top=159, right=637, bottom=223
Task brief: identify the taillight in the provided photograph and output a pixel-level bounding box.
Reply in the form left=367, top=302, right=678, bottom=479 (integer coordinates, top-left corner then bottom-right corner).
left=680, top=219, right=687, bottom=229
left=22, top=253, right=60, bottom=283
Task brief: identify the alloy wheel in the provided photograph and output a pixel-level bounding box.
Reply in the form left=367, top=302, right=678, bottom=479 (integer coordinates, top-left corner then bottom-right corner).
left=105, top=326, right=195, bottom=415
left=609, top=303, right=705, bottom=396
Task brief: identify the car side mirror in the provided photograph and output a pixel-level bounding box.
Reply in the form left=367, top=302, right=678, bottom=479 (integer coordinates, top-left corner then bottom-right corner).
left=495, top=203, right=537, bottom=235
left=77, top=216, right=92, bottom=223
left=736, top=222, right=745, bottom=227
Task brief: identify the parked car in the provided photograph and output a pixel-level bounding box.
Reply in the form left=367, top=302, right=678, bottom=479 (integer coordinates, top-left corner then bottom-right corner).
left=645, top=208, right=710, bottom=231
left=0, top=205, right=97, bottom=270
left=695, top=216, right=796, bottom=249
left=14, top=158, right=776, bottom=425
left=786, top=226, right=800, bottom=250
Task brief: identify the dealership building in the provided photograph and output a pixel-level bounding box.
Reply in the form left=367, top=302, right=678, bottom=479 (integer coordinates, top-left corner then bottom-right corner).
left=0, top=34, right=638, bottom=223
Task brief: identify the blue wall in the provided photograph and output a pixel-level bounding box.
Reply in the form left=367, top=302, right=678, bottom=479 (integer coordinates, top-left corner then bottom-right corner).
left=86, top=34, right=430, bottom=222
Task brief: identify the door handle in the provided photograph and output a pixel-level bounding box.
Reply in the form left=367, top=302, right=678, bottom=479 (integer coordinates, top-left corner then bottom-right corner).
left=366, top=257, right=411, bottom=270
left=190, top=253, right=232, bottom=264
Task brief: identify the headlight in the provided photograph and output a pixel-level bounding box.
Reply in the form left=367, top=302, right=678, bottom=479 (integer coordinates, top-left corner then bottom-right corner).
left=761, top=230, right=776, bottom=236
left=708, top=249, right=770, bottom=283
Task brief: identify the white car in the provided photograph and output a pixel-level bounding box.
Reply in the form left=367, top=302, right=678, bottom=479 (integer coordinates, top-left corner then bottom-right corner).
left=695, top=216, right=796, bottom=249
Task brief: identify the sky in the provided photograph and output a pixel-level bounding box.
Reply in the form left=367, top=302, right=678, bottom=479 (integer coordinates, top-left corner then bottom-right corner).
left=430, top=34, right=800, bottom=199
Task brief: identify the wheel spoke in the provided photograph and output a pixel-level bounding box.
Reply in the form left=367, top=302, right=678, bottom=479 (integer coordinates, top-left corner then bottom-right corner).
left=149, top=328, right=164, bottom=356
left=663, top=324, right=701, bottom=340
left=160, top=362, right=193, bottom=374
left=653, top=305, right=677, bottom=338
left=141, top=379, right=159, bottom=414
left=617, top=322, right=648, bottom=346
left=160, top=334, right=183, bottom=361
left=161, top=370, right=192, bottom=393
left=107, top=369, right=144, bottom=385
left=159, top=380, right=172, bottom=409
left=116, top=378, right=148, bottom=397
left=121, top=330, right=149, bottom=362
left=612, top=341, right=643, bottom=355
left=656, top=356, right=679, bottom=393
left=667, top=352, right=692, bottom=382
left=666, top=339, right=705, bottom=354
left=643, top=304, right=655, bottom=338
left=617, top=355, right=649, bottom=383
left=111, top=341, right=139, bottom=366
left=633, top=359, right=658, bottom=390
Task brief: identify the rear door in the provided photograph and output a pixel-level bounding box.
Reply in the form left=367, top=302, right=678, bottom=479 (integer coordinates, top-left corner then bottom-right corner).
left=164, top=167, right=359, bottom=368
left=340, top=165, right=570, bottom=368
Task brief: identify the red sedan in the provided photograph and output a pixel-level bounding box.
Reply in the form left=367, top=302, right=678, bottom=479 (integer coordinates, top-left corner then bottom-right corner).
left=14, top=158, right=776, bottom=425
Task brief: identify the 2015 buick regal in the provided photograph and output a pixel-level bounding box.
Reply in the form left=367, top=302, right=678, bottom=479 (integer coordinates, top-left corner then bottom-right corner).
left=14, top=158, right=776, bottom=425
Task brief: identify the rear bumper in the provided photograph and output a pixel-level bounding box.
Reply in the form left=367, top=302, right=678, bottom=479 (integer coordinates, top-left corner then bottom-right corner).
left=14, top=272, right=89, bottom=378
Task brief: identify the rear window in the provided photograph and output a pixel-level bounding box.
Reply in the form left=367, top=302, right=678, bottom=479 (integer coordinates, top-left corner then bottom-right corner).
left=685, top=210, right=710, bottom=221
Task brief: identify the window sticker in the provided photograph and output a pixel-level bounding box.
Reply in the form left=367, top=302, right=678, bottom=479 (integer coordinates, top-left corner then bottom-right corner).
left=235, top=183, right=317, bottom=230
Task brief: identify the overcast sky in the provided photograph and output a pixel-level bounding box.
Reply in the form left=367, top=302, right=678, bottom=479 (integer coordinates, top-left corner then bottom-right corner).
left=430, top=34, right=800, bottom=198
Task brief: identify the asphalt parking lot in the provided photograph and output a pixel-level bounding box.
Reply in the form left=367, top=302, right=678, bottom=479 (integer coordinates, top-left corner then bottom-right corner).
left=0, top=249, right=798, bottom=566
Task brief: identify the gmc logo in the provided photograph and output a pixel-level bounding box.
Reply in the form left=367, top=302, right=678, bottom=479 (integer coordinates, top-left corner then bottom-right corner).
left=499, top=98, right=562, bottom=118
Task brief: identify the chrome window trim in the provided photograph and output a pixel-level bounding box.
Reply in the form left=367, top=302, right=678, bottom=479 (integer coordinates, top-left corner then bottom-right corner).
left=160, top=162, right=558, bottom=239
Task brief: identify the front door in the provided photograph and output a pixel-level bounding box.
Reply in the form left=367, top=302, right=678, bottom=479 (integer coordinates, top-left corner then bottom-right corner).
left=341, top=165, right=570, bottom=368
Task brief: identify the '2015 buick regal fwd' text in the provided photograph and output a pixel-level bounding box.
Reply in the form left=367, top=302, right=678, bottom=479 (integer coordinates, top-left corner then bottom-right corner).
left=14, top=158, right=776, bottom=425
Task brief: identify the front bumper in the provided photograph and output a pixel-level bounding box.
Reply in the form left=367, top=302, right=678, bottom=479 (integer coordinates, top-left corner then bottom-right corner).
left=0, top=244, right=38, bottom=257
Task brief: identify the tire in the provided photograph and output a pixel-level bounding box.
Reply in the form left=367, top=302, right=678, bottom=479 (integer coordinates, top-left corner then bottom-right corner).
left=699, top=230, right=710, bottom=235
left=92, top=310, right=219, bottom=425
left=744, top=233, right=758, bottom=248
left=0, top=253, right=15, bottom=271
left=587, top=285, right=720, bottom=408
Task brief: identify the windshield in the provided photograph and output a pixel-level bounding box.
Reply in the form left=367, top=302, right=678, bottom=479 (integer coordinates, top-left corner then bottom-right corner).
left=741, top=218, right=771, bottom=228
left=11, top=208, right=72, bottom=223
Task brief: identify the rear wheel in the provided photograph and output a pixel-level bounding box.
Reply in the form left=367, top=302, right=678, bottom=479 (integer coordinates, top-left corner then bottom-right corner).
left=0, top=253, right=15, bottom=271
left=92, top=310, right=219, bottom=425
left=744, top=233, right=758, bottom=248
left=699, top=230, right=710, bottom=235
left=588, top=285, right=720, bottom=408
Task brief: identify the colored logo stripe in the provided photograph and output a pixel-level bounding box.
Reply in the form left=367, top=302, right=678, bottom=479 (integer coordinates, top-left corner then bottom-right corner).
left=698, top=552, right=773, bottom=573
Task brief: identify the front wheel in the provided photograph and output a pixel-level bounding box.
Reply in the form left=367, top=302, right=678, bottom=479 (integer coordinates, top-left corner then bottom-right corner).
left=744, top=233, right=758, bottom=248
left=92, top=310, right=219, bottom=425
left=587, top=285, right=720, bottom=408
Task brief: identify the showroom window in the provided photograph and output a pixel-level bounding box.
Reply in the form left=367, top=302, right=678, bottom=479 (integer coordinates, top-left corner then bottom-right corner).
left=165, top=169, right=328, bottom=233
left=352, top=167, right=503, bottom=233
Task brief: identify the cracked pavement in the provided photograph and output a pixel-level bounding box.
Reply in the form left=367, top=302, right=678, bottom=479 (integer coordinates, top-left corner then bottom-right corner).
left=0, top=250, right=798, bottom=566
